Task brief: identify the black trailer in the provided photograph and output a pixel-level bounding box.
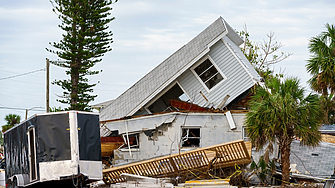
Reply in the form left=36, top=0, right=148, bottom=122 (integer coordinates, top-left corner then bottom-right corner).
left=4, top=111, right=102, bottom=187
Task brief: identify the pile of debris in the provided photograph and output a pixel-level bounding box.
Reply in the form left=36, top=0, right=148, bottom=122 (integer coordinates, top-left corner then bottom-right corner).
left=102, top=140, right=251, bottom=185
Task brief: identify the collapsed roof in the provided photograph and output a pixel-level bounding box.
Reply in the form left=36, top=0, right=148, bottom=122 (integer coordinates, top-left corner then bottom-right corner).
left=100, top=17, right=261, bottom=121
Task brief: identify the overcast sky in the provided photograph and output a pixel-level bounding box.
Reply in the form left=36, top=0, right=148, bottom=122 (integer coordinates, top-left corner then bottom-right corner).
left=0, top=0, right=335, bottom=126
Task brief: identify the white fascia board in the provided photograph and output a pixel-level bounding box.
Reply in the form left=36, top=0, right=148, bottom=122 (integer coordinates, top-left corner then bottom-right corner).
left=221, top=38, right=258, bottom=84
left=222, top=19, right=244, bottom=46
left=35, top=111, right=99, bottom=117
left=127, top=30, right=228, bottom=117
left=226, top=111, right=236, bottom=130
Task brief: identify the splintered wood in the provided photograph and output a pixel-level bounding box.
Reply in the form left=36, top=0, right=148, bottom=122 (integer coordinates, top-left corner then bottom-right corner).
left=102, top=140, right=251, bottom=185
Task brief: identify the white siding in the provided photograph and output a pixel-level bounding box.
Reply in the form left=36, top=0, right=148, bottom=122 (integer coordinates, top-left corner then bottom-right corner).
left=222, top=36, right=261, bottom=81
left=177, top=40, right=255, bottom=108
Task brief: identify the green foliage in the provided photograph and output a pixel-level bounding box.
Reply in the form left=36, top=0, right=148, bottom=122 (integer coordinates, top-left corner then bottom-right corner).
left=4, top=114, right=21, bottom=127
left=2, top=114, right=21, bottom=145
left=49, top=106, right=65, bottom=112
left=320, top=94, right=335, bottom=125
left=237, top=25, right=291, bottom=80
left=246, top=77, right=323, bottom=184
left=1, top=125, right=12, bottom=133
left=306, top=23, right=335, bottom=96
left=250, top=156, right=275, bottom=185
left=47, top=0, right=116, bottom=111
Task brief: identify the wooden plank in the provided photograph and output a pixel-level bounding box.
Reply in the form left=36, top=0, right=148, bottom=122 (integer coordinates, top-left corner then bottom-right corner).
left=169, top=157, right=179, bottom=175
left=223, top=145, right=234, bottom=161
left=244, top=141, right=252, bottom=156
left=102, top=140, right=251, bottom=185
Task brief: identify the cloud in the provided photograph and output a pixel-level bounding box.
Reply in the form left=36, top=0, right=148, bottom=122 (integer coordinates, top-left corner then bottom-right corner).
left=0, top=7, right=54, bottom=22
left=1, top=0, right=335, bottom=125
left=119, top=28, right=189, bottom=51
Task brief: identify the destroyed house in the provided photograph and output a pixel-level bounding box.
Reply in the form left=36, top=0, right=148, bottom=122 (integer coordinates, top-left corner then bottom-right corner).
left=100, top=17, right=261, bottom=121
left=99, top=17, right=262, bottom=164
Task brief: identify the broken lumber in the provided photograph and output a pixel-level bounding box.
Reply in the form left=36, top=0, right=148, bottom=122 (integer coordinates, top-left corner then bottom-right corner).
left=102, top=140, right=251, bottom=185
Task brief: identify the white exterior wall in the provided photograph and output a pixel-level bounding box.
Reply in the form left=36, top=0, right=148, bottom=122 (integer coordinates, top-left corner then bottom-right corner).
left=111, top=113, right=246, bottom=165
left=176, top=39, right=255, bottom=109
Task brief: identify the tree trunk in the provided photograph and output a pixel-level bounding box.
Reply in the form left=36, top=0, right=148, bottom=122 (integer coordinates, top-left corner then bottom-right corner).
left=280, top=142, right=291, bottom=186
left=71, top=65, right=79, bottom=110
left=70, top=0, right=80, bottom=110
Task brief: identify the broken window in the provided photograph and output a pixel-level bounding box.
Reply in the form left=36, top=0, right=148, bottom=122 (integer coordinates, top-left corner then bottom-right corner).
left=181, top=127, right=200, bottom=147
left=121, top=133, right=139, bottom=149
left=193, top=58, right=224, bottom=90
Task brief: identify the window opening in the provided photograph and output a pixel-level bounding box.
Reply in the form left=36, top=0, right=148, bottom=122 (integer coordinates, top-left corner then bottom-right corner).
left=121, top=133, right=139, bottom=149
left=194, top=59, right=223, bottom=89
left=242, top=126, right=249, bottom=141
left=181, top=128, right=200, bottom=147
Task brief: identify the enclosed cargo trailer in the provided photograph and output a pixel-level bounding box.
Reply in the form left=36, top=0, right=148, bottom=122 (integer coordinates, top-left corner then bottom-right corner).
left=4, top=111, right=102, bottom=187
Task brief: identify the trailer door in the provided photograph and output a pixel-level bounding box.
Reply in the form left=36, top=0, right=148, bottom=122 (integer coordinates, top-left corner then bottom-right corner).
left=77, top=113, right=101, bottom=161
left=28, top=127, right=37, bottom=181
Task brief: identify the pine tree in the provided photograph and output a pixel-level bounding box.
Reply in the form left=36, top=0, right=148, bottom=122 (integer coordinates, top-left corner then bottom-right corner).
left=47, top=0, right=116, bottom=111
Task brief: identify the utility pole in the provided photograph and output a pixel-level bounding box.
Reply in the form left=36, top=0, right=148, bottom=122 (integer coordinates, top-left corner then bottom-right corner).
left=46, top=58, right=50, bottom=113
left=26, top=107, right=43, bottom=119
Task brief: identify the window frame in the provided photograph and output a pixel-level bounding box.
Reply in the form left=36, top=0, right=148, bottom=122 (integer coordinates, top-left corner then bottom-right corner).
left=181, top=126, right=201, bottom=148
left=191, top=55, right=227, bottom=93
left=242, top=126, right=250, bottom=141
left=119, top=133, right=140, bottom=152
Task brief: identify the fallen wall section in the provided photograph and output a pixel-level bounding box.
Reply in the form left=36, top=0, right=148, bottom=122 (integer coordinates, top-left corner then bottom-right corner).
left=102, top=140, right=251, bottom=185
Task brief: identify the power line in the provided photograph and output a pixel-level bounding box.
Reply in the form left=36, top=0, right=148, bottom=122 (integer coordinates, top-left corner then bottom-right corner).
left=0, top=91, right=44, bottom=97
left=7, top=79, right=44, bottom=85
left=0, top=106, right=45, bottom=111
left=0, top=68, right=46, bottom=81
left=0, top=93, right=45, bottom=102
left=0, top=69, right=45, bottom=79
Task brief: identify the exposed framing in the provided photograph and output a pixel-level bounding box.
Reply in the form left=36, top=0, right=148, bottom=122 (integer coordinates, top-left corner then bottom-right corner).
left=144, top=81, right=191, bottom=113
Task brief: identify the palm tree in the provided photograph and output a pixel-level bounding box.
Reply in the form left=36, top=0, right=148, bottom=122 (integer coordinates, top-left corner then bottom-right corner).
left=320, top=94, right=335, bottom=125
left=2, top=114, right=21, bottom=132
left=245, top=77, right=323, bottom=185
left=306, top=23, right=335, bottom=96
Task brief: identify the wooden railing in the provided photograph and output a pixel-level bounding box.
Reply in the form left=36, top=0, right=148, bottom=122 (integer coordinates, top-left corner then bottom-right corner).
left=102, top=140, right=251, bottom=185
